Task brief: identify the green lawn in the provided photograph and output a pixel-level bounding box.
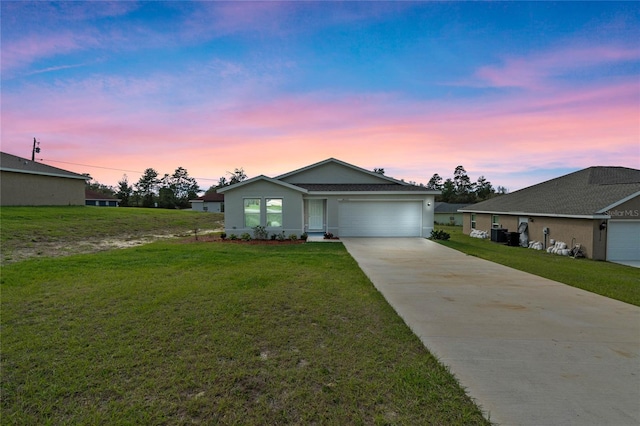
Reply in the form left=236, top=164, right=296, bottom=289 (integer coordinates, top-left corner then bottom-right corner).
left=433, top=226, right=640, bottom=306
left=0, top=206, right=224, bottom=264
left=1, top=240, right=489, bottom=425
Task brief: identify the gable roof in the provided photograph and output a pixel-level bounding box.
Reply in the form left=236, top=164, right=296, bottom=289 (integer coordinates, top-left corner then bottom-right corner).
left=190, top=192, right=224, bottom=202
left=276, top=158, right=408, bottom=185
left=217, top=175, right=309, bottom=194
left=1, top=152, right=87, bottom=180
left=460, top=166, right=640, bottom=218
left=218, top=158, right=439, bottom=195
left=435, top=202, right=472, bottom=213
left=85, top=189, right=120, bottom=201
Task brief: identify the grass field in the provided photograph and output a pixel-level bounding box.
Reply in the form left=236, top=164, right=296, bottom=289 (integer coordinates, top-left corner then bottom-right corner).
left=433, top=226, right=640, bottom=306
left=0, top=206, right=224, bottom=264
left=1, top=208, right=489, bottom=425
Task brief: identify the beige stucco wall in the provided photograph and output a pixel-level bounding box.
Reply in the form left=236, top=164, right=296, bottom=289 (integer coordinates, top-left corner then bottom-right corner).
left=463, top=212, right=606, bottom=260
left=1, top=171, right=86, bottom=206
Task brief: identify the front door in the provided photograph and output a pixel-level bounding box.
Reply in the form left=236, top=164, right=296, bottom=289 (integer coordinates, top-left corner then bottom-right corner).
left=308, top=199, right=324, bottom=231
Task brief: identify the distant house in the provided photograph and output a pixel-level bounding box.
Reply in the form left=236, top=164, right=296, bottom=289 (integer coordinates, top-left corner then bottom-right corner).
left=190, top=192, right=224, bottom=213
left=85, top=189, right=120, bottom=207
left=459, top=166, right=640, bottom=263
left=434, top=202, right=471, bottom=226
left=0, top=152, right=87, bottom=206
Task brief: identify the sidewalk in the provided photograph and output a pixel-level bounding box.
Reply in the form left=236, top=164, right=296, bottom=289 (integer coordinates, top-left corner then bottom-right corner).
left=341, top=238, right=640, bottom=426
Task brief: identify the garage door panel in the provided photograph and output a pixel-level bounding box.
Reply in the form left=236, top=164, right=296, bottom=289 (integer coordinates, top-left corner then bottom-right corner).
left=607, top=221, right=640, bottom=261
left=339, top=201, right=422, bottom=237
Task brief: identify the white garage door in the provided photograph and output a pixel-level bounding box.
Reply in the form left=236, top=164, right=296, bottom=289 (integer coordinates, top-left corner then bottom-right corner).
left=607, top=220, right=640, bottom=261
left=339, top=201, right=422, bottom=237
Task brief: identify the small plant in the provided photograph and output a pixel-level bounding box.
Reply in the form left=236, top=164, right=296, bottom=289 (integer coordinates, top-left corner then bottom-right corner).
left=220, top=232, right=227, bottom=240
left=270, top=233, right=277, bottom=240
left=301, top=232, right=308, bottom=241
left=229, top=234, right=238, bottom=240
left=324, top=232, right=334, bottom=239
left=289, top=233, right=298, bottom=241
left=241, top=232, right=252, bottom=241
left=253, top=225, right=268, bottom=240
left=430, top=229, right=451, bottom=241
left=276, top=231, right=286, bottom=241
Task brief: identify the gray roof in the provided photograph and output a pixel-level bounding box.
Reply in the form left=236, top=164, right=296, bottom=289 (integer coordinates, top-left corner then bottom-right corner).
left=1, top=152, right=87, bottom=180
left=459, top=166, right=640, bottom=218
left=293, top=183, right=433, bottom=192
left=434, top=202, right=472, bottom=213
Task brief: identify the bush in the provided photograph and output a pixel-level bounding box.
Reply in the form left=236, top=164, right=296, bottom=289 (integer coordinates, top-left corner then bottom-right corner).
left=229, top=234, right=238, bottom=240
left=301, top=232, right=308, bottom=241
left=241, top=233, right=252, bottom=241
left=253, top=225, right=268, bottom=240
left=220, top=232, right=227, bottom=240
left=289, top=233, right=298, bottom=241
left=276, top=232, right=286, bottom=241
left=324, top=232, right=334, bottom=239
left=430, top=229, right=451, bottom=241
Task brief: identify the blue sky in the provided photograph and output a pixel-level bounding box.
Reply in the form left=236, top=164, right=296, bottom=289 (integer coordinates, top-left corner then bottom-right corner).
left=2, top=1, right=639, bottom=191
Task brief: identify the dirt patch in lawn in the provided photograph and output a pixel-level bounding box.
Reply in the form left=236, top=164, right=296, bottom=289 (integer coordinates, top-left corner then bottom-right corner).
left=1, top=230, right=222, bottom=265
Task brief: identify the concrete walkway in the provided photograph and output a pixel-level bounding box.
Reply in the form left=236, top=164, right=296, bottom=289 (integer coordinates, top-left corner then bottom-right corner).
left=341, top=238, right=640, bottom=426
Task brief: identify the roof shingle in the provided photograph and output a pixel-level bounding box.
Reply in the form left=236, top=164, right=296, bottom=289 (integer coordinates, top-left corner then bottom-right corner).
left=460, top=167, right=640, bottom=217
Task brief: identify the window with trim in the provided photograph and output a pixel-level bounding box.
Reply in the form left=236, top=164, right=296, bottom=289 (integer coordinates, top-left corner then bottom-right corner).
left=471, top=213, right=476, bottom=229
left=244, top=198, right=261, bottom=227
left=266, top=198, right=283, bottom=227
left=492, top=214, right=500, bottom=229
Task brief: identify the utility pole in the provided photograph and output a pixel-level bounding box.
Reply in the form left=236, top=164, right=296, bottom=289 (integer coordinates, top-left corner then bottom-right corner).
left=31, top=137, right=40, bottom=161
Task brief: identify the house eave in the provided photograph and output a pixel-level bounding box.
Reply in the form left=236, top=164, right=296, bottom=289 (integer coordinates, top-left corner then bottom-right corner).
left=596, top=191, right=640, bottom=214
left=306, top=190, right=439, bottom=196
left=1, top=167, right=88, bottom=180
left=458, top=209, right=610, bottom=220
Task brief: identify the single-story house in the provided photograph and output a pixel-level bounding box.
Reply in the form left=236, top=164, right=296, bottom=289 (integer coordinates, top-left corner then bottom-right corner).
left=217, top=158, right=440, bottom=238
left=434, top=202, right=471, bottom=226
left=459, top=166, right=640, bottom=262
left=85, top=189, right=120, bottom=207
left=189, top=192, right=224, bottom=213
left=0, top=151, right=88, bottom=206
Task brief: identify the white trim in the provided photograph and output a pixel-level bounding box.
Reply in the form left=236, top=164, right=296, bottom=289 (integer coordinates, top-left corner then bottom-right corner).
left=338, top=198, right=428, bottom=202
left=275, top=157, right=409, bottom=185
left=596, top=191, right=640, bottom=214
left=458, top=210, right=610, bottom=220
left=310, top=191, right=437, bottom=196
left=217, top=175, right=308, bottom=194
left=1, top=167, right=87, bottom=180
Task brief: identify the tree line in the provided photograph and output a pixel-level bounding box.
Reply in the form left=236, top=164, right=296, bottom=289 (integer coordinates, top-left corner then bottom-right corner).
left=86, top=167, right=249, bottom=209
left=425, top=165, right=507, bottom=204
left=86, top=166, right=200, bottom=209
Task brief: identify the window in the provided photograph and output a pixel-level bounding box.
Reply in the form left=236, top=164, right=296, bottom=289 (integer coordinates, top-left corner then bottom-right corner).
left=266, top=198, right=283, bottom=227
left=471, top=214, right=476, bottom=229
left=492, top=215, right=500, bottom=229
left=244, top=198, right=261, bottom=228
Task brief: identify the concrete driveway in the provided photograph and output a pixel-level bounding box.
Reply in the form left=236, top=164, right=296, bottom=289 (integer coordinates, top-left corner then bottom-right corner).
left=341, top=238, right=640, bottom=426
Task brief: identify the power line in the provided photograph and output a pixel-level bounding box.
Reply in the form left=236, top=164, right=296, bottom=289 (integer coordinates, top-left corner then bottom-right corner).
left=39, top=158, right=218, bottom=181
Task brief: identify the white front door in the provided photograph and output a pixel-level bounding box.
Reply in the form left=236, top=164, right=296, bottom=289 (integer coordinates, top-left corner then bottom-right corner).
left=308, top=199, right=324, bottom=231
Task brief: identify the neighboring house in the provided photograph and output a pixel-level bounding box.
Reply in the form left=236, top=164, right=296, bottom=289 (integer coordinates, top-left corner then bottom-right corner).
left=434, top=202, right=471, bottom=226
left=217, top=158, right=440, bottom=238
left=190, top=192, right=224, bottom=213
left=0, top=151, right=87, bottom=206
left=85, top=189, right=120, bottom=207
left=459, top=166, right=640, bottom=262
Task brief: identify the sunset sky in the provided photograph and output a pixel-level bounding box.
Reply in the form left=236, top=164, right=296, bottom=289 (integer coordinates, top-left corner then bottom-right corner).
left=2, top=1, right=639, bottom=192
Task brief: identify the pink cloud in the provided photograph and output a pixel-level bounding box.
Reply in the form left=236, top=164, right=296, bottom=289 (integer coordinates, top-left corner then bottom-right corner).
left=2, top=67, right=637, bottom=192
left=473, top=45, right=640, bottom=89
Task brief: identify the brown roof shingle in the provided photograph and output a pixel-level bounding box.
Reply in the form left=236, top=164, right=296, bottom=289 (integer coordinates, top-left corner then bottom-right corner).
left=460, top=167, right=640, bottom=217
